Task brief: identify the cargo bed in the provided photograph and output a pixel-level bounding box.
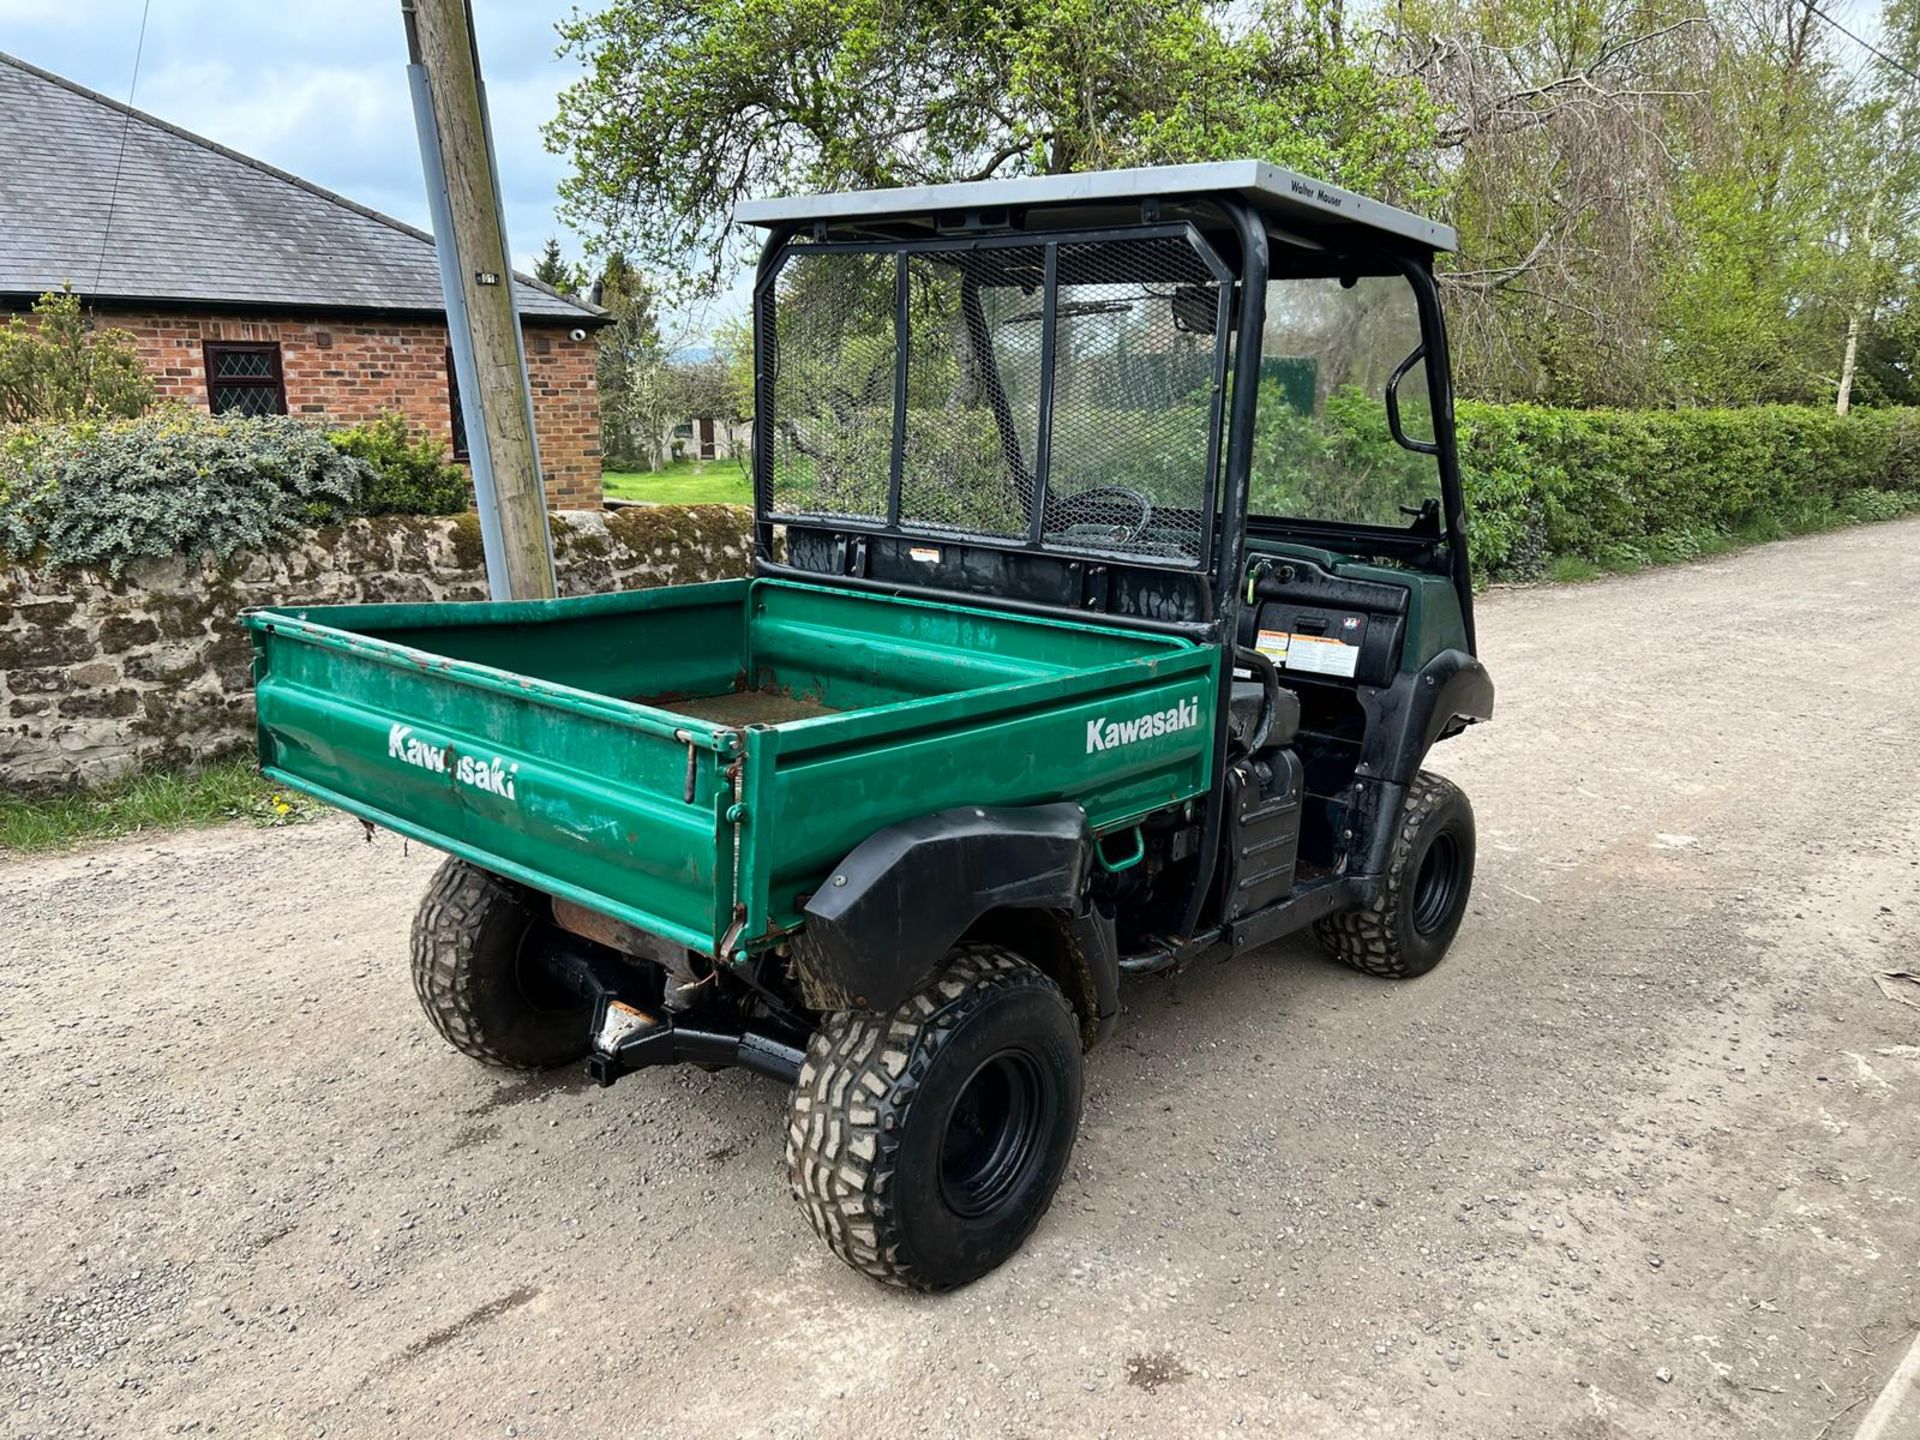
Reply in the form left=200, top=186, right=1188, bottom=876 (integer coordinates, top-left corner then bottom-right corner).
left=246, top=579, right=1217, bottom=959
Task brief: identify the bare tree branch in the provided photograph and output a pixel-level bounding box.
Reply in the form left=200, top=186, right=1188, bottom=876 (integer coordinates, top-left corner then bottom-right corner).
left=1441, top=227, right=1557, bottom=291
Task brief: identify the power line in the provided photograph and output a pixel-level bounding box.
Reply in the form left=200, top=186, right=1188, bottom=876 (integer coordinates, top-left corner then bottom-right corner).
left=1806, top=0, right=1920, bottom=86
left=91, top=0, right=153, bottom=295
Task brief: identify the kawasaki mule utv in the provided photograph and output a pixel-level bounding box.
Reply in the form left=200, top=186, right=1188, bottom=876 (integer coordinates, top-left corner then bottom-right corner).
left=246, top=161, right=1492, bottom=1291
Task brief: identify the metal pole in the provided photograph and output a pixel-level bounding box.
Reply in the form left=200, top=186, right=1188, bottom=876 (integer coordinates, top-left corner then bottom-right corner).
left=402, top=0, right=556, bottom=600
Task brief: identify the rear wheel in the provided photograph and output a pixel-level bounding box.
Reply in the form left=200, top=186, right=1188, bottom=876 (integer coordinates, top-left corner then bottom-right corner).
left=410, top=858, right=591, bottom=1070
left=1314, top=771, right=1475, bottom=979
left=785, top=945, right=1083, bottom=1291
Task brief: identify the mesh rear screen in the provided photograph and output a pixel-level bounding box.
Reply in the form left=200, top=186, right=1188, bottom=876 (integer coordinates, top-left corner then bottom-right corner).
left=896, top=247, right=1044, bottom=540
left=768, top=250, right=896, bottom=523
left=1041, top=238, right=1220, bottom=562
left=767, top=231, right=1223, bottom=564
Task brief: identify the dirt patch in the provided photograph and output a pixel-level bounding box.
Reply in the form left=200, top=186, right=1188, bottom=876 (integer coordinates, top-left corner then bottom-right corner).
left=396, top=1285, right=542, bottom=1363
left=1126, top=1351, right=1191, bottom=1393
left=641, top=686, right=841, bottom=726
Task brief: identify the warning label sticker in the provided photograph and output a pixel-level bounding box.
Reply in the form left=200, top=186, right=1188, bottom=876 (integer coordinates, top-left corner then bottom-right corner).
left=1257, top=628, right=1359, bottom=678
left=1284, top=634, right=1361, bottom=677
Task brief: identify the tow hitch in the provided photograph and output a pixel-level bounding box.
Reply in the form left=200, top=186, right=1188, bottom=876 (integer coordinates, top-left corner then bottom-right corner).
left=583, top=1004, right=806, bottom=1086
left=541, top=937, right=806, bottom=1087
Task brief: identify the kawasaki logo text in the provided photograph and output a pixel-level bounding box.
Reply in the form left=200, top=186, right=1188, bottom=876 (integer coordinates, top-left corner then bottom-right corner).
left=1085, top=696, right=1201, bottom=754
left=387, top=723, right=519, bottom=801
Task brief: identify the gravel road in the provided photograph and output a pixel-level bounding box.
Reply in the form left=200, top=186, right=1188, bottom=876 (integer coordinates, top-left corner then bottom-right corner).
left=5, top=519, right=1920, bottom=1440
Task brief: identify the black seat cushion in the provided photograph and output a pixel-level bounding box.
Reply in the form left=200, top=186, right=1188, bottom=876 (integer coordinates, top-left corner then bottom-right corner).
left=1228, top=679, right=1300, bottom=749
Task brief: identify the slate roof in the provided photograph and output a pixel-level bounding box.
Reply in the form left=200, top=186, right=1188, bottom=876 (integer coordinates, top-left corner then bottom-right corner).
left=0, top=50, right=602, bottom=323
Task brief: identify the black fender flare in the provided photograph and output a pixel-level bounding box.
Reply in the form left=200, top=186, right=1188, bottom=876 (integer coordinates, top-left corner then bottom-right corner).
left=1357, top=649, right=1495, bottom=785
left=793, top=803, right=1119, bottom=1043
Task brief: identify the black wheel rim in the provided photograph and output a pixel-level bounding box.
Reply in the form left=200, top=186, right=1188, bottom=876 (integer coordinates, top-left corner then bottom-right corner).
left=940, top=1050, right=1049, bottom=1218
left=514, top=921, right=587, bottom=1015
left=1410, top=832, right=1464, bottom=936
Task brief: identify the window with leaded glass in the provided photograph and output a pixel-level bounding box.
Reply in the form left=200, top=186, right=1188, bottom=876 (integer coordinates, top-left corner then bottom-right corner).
left=204, top=341, right=286, bottom=417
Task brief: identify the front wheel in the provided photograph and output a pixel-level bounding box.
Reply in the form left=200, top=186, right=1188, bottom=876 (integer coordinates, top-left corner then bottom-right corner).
left=785, top=945, right=1083, bottom=1291
left=1314, top=771, right=1476, bottom=979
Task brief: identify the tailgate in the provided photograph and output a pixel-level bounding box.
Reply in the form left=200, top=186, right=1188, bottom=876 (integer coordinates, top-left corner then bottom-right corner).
left=247, top=610, right=739, bottom=955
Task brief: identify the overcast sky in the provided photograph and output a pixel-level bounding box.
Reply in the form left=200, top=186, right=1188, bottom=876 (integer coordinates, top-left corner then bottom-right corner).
left=1, top=0, right=590, bottom=276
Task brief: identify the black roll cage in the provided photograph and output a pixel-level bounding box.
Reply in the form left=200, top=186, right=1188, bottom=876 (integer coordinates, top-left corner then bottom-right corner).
left=748, top=196, right=1476, bottom=654
left=741, top=197, right=1474, bottom=960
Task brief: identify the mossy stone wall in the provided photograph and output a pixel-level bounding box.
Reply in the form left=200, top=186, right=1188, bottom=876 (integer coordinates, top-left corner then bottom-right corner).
left=0, top=506, right=753, bottom=793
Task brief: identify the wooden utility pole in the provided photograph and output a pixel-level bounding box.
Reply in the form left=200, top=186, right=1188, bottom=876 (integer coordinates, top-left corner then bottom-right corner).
left=402, top=0, right=556, bottom=600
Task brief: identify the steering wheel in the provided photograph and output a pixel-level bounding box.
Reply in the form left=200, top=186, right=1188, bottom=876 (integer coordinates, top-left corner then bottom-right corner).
left=1060, top=484, right=1155, bottom=546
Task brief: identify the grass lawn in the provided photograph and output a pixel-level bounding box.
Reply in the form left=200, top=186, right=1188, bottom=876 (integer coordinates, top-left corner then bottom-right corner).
left=603, top=457, right=751, bottom=506
left=0, top=759, right=325, bottom=855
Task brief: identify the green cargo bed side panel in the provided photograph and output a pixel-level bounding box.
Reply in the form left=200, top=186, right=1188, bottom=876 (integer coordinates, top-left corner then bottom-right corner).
left=253, top=622, right=737, bottom=953
left=247, top=579, right=1217, bottom=958
left=747, top=651, right=1216, bottom=935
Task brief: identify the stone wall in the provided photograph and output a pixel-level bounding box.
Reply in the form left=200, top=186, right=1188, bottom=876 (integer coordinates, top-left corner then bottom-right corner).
left=0, top=507, right=754, bottom=793
left=101, top=307, right=603, bottom=509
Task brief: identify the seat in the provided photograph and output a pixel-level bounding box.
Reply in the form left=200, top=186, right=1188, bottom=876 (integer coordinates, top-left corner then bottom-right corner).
left=1228, top=679, right=1300, bottom=750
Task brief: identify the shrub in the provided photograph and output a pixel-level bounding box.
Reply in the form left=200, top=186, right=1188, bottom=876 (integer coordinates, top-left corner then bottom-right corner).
left=1248, top=396, right=1920, bottom=583
left=0, top=287, right=155, bottom=424
left=328, top=413, right=471, bottom=515
left=1251, top=383, right=1440, bottom=527
left=0, top=409, right=368, bottom=573
left=1453, top=403, right=1920, bottom=581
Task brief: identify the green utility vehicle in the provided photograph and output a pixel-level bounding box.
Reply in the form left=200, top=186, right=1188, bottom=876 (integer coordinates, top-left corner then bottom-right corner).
left=247, top=162, right=1492, bottom=1291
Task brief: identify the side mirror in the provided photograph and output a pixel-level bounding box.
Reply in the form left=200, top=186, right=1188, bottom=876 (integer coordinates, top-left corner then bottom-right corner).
left=1385, top=344, right=1438, bottom=456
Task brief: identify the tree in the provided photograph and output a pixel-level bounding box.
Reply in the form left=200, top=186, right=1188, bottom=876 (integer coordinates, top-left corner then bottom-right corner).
left=1394, top=0, right=1767, bottom=404
left=671, top=356, right=739, bottom=427
left=545, top=0, right=1920, bottom=411
left=1650, top=0, right=1857, bottom=405
left=588, top=255, right=746, bottom=472
left=591, top=251, right=667, bottom=469
left=1833, top=0, right=1920, bottom=412
left=1395, top=0, right=1912, bottom=407
left=532, top=236, right=579, bottom=296
left=546, top=0, right=1434, bottom=292
left=0, top=287, right=155, bottom=424
left=707, top=315, right=757, bottom=473
left=709, top=315, right=755, bottom=426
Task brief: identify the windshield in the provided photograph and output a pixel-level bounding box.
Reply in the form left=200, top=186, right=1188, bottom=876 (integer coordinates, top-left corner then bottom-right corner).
left=765, top=229, right=1229, bottom=566
left=1250, top=275, right=1442, bottom=528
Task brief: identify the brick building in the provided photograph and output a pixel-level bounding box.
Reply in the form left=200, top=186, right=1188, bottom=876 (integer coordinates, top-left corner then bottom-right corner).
left=0, top=51, right=607, bottom=508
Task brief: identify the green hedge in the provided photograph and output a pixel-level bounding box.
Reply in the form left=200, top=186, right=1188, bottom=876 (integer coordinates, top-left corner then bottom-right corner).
left=0, top=410, right=471, bottom=573
left=1456, top=403, right=1920, bottom=581
left=6, top=397, right=1915, bottom=582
